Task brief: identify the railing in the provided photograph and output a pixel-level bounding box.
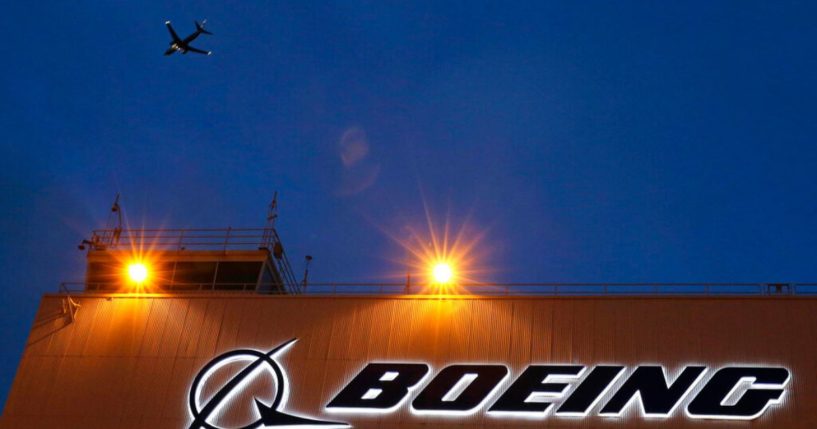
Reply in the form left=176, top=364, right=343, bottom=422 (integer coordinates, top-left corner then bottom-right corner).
left=266, top=228, right=302, bottom=294
left=87, top=228, right=276, bottom=251
left=63, top=282, right=261, bottom=293
left=57, top=282, right=817, bottom=296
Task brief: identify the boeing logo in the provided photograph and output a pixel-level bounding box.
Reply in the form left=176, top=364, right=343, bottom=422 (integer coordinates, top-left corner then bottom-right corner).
left=189, top=340, right=791, bottom=427
left=187, top=339, right=348, bottom=429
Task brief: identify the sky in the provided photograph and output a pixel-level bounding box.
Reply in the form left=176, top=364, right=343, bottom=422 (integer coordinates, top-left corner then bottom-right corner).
left=2, top=0, right=817, bottom=407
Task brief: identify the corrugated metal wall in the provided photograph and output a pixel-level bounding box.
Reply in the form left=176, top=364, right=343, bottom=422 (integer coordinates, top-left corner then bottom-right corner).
left=2, top=294, right=815, bottom=428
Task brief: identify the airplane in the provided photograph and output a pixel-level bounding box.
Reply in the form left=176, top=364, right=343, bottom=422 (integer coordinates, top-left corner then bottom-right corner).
left=164, top=20, right=212, bottom=56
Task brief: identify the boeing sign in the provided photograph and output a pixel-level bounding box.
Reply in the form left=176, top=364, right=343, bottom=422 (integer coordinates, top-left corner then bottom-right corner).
left=188, top=339, right=790, bottom=428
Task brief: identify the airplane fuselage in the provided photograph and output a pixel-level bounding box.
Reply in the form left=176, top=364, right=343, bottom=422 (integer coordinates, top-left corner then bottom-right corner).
left=164, top=43, right=186, bottom=56
left=169, top=42, right=186, bottom=53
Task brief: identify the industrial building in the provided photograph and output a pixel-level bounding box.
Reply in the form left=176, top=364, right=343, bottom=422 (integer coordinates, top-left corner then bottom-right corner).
left=1, top=221, right=815, bottom=429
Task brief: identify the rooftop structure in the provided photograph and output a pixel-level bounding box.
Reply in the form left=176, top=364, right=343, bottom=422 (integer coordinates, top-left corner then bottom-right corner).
left=62, top=223, right=817, bottom=297
left=75, top=227, right=301, bottom=294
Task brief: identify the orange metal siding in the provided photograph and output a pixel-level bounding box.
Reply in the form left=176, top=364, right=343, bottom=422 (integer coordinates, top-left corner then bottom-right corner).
left=1, top=294, right=815, bottom=429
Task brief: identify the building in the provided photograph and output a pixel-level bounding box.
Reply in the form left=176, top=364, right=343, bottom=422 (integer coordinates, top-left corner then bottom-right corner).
left=1, top=226, right=815, bottom=429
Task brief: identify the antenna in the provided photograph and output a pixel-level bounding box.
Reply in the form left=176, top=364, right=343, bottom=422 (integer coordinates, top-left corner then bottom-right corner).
left=302, top=255, right=313, bottom=289
left=109, top=194, right=123, bottom=246
left=262, top=192, right=278, bottom=249
left=78, top=194, right=123, bottom=251
left=266, top=192, right=278, bottom=227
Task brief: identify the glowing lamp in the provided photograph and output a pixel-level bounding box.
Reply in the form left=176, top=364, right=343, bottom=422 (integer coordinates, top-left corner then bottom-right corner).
left=432, top=262, right=453, bottom=284
left=127, top=262, right=149, bottom=283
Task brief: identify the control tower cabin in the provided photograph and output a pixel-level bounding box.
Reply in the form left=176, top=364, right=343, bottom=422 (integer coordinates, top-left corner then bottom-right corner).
left=73, top=225, right=302, bottom=295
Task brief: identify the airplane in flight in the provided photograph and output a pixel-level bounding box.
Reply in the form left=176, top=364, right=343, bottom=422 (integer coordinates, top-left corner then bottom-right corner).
left=164, top=20, right=213, bottom=56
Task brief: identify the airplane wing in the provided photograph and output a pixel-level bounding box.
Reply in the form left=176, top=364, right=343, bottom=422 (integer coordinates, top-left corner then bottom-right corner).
left=165, top=21, right=182, bottom=43
left=186, top=45, right=211, bottom=55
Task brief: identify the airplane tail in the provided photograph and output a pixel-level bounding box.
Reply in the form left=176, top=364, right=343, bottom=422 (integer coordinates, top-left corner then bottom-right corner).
left=195, top=20, right=213, bottom=35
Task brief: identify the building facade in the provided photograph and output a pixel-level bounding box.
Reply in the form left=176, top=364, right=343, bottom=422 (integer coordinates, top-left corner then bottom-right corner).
left=2, top=293, right=814, bottom=429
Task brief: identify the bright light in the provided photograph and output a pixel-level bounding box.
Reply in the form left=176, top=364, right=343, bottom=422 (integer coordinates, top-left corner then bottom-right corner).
left=127, top=262, right=148, bottom=283
left=432, top=262, right=453, bottom=284
left=385, top=204, right=492, bottom=294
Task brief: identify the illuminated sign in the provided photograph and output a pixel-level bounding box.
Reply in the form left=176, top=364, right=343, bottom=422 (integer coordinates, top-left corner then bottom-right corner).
left=188, top=339, right=791, bottom=428
left=187, top=339, right=348, bottom=429
left=327, top=363, right=790, bottom=420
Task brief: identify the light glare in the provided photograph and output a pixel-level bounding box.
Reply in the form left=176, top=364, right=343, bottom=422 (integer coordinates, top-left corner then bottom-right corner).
left=127, top=262, right=148, bottom=283
left=432, top=263, right=453, bottom=284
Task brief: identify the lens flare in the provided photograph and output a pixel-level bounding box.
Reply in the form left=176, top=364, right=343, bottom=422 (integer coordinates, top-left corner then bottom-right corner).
left=127, top=262, right=148, bottom=283
left=383, top=201, right=492, bottom=295
left=104, top=226, right=168, bottom=294
left=432, top=262, right=453, bottom=284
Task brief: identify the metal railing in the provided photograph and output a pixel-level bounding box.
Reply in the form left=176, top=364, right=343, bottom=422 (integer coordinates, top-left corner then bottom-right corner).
left=57, top=282, right=817, bottom=296
left=265, top=228, right=301, bottom=294
left=63, top=282, right=261, bottom=293
left=87, top=227, right=277, bottom=251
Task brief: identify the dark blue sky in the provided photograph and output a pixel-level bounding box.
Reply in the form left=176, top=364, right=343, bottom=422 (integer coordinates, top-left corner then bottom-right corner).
left=2, top=1, right=817, bottom=405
